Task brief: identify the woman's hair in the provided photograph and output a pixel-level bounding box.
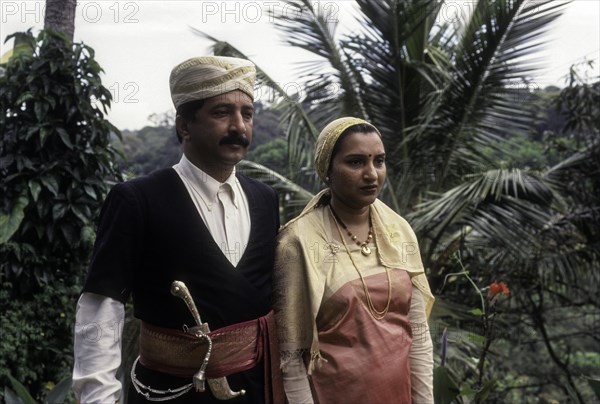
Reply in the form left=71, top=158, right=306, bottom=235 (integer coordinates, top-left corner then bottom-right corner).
left=174, top=99, right=205, bottom=143
left=328, top=122, right=380, bottom=171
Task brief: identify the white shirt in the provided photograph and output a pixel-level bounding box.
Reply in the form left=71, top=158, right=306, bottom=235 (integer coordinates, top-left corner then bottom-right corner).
left=173, top=154, right=250, bottom=267
left=73, top=155, right=251, bottom=403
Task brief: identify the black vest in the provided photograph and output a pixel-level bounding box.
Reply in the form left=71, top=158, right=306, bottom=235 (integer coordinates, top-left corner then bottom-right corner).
left=84, top=168, right=280, bottom=330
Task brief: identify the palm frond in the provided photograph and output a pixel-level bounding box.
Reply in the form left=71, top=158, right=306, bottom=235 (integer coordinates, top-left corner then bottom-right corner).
left=409, top=168, right=555, bottom=266
left=189, top=27, right=321, bottom=187
left=237, top=159, right=313, bottom=219
left=271, top=0, right=367, bottom=119
left=387, top=0, right=568, bottom=214
left=238, top=159, right=313, bottom=200
left=351, top=0, right=445, bottom=137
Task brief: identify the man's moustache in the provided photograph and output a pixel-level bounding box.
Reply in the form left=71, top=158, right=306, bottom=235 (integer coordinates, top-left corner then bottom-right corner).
left=220, top=136, right=250, bottom=147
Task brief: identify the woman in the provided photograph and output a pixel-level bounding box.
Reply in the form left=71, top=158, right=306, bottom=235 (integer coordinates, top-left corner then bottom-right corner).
left=274, top=117, right=435, bottom=403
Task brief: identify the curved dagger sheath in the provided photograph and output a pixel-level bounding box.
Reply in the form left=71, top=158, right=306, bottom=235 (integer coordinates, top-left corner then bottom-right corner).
left=170, top=281, right=246, bottom=400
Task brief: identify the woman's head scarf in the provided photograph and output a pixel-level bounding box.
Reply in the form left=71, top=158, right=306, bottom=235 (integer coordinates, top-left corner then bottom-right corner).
left=314, top=117, right=381, bottom=182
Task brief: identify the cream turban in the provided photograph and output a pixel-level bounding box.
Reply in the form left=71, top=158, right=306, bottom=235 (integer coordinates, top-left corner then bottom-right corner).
left=169, top=56, right=256, bottom=109
left=314, top=117, right=381, bottom=181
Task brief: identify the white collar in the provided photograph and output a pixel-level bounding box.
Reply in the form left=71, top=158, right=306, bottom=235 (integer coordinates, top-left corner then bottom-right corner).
left=176, top=154, right=241, bottom=210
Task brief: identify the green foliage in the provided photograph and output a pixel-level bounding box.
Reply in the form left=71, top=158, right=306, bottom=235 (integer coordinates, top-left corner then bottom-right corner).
left=433, top=366, right=460, bottom=404
left=0, top=279, right=80, bottom=402
left=0, top=195, right=28, bottom=244
left=6, top=374, right=36, bottom=404
left=556, top=61, right=600, bottom=145
left=252, top=102, right=286, bottom=146
left=0, top=29, right=122, bottom=399
left=43, top=376, right=73, bottom=404
left=0, top=29, right=122, bottom=291
left=435, top=255, right=511, bottom=401
left=246, top=138, right=288, bottom=176
left=4, top=373, right=73, bottom=404
left=588, top=377, right=600, bottom=399
left=116, top=126, right=180, bottom=176
left=478, top=127, right=575, bottom=172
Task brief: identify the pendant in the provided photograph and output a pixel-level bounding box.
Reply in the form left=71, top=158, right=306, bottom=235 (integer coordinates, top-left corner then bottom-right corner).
left=361, top=245, right=371, bottom=256
left=329, top=243, right=339, bottom=255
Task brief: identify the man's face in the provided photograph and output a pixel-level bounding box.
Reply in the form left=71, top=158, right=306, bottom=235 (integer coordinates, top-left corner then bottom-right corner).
left=178, top=90, right=253, bottom=180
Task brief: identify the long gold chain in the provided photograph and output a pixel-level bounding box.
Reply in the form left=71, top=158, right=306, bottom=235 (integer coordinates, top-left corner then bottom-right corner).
left=328, top=206, right=392, bottom=320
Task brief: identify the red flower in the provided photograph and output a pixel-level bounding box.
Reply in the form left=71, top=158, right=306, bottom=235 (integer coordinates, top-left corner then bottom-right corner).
left=489, top=281, right=510, bottom=297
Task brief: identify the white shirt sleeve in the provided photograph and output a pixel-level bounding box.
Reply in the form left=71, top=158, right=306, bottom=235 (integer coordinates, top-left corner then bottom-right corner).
left=73, top=292, right=125, bottom=404
left=409, top=288, right=434, bottom=403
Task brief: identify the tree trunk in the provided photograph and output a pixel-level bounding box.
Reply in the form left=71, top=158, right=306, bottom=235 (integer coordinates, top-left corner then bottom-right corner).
left=44, top=0, right=77, bottom=41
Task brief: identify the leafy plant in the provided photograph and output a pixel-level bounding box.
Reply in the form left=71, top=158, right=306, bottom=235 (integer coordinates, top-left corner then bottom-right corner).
left=0, top=29, right=122, bottom=399
left=0, top=29, right=122, bottom=290
left=4, top=374, right=73, bottom=404
left=434, top=255, right=510, bottom=403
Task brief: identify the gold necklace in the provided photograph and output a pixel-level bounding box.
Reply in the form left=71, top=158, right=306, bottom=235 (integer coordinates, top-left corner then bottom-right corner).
left=328, top=205, right=392, bottom=320
left=329, top=205, right=374, bottom=256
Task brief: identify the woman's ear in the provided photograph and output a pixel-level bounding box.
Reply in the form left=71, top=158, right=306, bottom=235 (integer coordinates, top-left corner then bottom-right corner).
left=325, top=168, right=334, bottom=185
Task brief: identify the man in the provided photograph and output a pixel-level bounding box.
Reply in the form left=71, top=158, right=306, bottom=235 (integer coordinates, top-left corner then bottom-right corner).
left=73, top=56, right=283, bottom=404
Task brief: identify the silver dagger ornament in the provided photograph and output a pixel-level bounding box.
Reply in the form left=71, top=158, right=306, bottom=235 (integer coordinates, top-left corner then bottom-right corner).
left=170, top=281, right=246, bottom=400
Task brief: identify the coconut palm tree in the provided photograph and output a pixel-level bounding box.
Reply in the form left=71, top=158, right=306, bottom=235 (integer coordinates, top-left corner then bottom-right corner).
left=195, top=0, right=565, bottom=207
left=194, top=0, right=569, bottom=263
left=194, top=0, right=600, bottom=400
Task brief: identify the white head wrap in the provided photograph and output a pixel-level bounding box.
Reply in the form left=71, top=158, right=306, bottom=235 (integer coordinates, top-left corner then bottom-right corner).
left=169, top=56, right=256, bottom=109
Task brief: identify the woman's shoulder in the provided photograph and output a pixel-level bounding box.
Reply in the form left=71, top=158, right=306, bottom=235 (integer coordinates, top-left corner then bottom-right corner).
left=278, top=206, right=326, bottom=240
left=373, top=199, right=411, bottom=224
left=372, top=199, right=419, bottom=240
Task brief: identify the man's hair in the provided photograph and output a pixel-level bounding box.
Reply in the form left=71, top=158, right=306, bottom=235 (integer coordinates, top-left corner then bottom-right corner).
left=174, top=99, right=205, bottom=143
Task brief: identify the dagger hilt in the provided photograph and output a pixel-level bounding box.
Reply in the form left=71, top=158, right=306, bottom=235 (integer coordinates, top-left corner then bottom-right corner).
left=170, top=280, right=246, bottom=400
left=171, top=281, right=203, bottom=327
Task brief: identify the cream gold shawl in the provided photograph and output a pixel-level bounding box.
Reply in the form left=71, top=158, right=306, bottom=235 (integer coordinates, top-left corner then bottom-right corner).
left=274, top=189, right=435, bottom=373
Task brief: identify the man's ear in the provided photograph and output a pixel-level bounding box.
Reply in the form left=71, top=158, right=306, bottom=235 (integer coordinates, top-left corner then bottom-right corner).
left=175, top=115, right=190, bottom=141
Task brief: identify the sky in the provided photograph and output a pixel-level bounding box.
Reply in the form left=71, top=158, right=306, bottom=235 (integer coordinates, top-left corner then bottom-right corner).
left=1, top=0, right=599, bottom=131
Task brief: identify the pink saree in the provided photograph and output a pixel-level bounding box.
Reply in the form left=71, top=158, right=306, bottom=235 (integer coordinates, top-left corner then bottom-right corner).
left=310, top=270, right=413, bottom=403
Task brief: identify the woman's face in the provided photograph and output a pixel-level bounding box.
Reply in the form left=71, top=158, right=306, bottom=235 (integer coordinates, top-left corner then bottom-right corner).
left=328, top=131, right=386, bottom=210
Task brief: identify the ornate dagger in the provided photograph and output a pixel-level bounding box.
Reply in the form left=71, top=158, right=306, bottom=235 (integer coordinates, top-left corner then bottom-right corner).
left=170, top=281, right=246, bottom=400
